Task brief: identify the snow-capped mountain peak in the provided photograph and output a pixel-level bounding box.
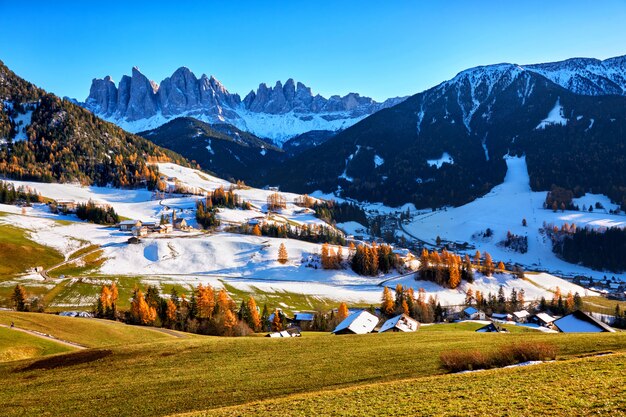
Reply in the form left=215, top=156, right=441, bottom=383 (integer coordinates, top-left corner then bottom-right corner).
left=83, top=67, right=406, bottom=144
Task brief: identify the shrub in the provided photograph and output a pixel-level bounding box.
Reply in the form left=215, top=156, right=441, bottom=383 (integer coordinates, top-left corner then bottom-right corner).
left=440, top=342, right=558, bottom=372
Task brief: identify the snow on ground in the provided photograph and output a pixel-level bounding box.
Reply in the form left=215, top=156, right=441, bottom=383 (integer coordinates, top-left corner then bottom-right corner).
left=374, top=155, right=384, bottom=168
left=427, top=152, right=454, bottom=168
left=339, top=146, right=360, bottom=182
left=572, top=193, right=620, bottom=213
left=0, top=159, right=602, bottom=306
left=404, top=155, right=626, bottom=282
left=535, top=98, right=568, bottom=129
left=336, top=221, right=368, bottom=236
left=12, top=110, right=33, bottom=142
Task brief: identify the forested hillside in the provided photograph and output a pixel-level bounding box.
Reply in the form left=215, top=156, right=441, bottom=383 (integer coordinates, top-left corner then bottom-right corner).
left=138, top=117, right=284, bottom=183
left=0, top=61, right=189, bottom=188
left=267, top=65, right=626, bottom=210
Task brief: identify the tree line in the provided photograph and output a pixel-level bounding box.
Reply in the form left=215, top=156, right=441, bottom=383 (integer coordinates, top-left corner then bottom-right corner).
left=553, top=226, right=626, bottom=273
left=0, top=181, right=42, bottom=204
left=75, top=200, right=120, bottom=225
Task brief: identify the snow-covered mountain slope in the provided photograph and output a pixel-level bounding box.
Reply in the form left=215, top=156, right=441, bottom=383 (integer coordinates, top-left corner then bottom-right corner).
left=524, top=56, right=626, bottom=96
left=404, top=155, right=626, bottom=281
left=270, top=54, right=626, bottom=210
left=82, top=67, right=405, bottom=144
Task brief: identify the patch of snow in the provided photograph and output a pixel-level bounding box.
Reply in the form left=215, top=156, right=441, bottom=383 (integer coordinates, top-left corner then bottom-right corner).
left=404, top=155, right=626, bottom=282
left=374, top=155, right=384, bottom=168
left=339, top=146, right=361, bottom=182
left=535, top=98, right=568, bottom=129
left=205, top=140, right=215, bottom=155
left=572, top=193, right=620, bottom=213
left=427, top=152, right=454, bottom=169
left=12, top=110, right=34, bottom=142
left=336, top=221, right=367, bottom=236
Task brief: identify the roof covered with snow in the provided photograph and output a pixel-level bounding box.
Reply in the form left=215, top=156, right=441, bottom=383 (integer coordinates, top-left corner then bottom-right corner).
left=533, top=312, right=556, bottom=324
left=553, top=310, right=615, bottom=333
left=332, top=310, right=379, bottom=335
left=378, top=314, right=419, bottom=333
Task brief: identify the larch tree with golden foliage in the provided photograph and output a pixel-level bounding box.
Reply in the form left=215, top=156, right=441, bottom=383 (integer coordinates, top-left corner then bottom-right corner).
left=278, top=243, right=288, bottom=264
left=166, top=299, right=177, bottom=326
left=217, top=288, right=233, bottom=314
left=483, top=252, right=494, bottom=276
left=337, top=302, right=349, bottom=321
left=272, top=309, right=283, bottom=331
left=381, top=286, right=395, bottom=317
left=247, top=296, right=261, bottom=331
left=196, top=284, right=216, bottom=319
left=252, top=224, right=262, bottom=236
left=130, top=289, right=156, bottom=325
left=223, top=309, right=238, bottom=335
left=497, top=261, right=506, bottom=272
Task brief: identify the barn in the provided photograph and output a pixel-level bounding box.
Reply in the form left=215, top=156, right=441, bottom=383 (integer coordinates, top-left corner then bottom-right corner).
left=332, top=310, right=379, bottom=335
left=378, top=314, right=419, bottom=333
left=476, top=323, right=509, bottom=333
left=528, top=313, right=556, bottom=328
left=553, top=310, right=616, bottom=333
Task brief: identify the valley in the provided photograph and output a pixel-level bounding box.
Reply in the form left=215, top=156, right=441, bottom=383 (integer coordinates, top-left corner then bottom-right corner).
left=2, top=3, right=626, bottom=416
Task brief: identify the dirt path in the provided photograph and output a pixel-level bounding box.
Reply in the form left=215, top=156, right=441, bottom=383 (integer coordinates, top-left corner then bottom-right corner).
left=0, top=323, right=86, bottom=350
left=41, top=245, right=104, bottom=281
left=147, top=327, right=188, bottom=338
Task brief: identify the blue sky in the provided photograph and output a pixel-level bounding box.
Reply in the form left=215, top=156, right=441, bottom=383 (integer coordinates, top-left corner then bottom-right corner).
left=1, top=1, right=626, bottom=101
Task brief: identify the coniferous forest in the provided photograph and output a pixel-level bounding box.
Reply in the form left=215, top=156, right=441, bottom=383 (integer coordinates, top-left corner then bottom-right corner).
left=0, top=60, right=189, bottom=189
left=554, top=227, right=626, bottom=272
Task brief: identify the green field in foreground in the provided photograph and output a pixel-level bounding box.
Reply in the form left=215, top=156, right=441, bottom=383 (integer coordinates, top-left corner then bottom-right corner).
left=191, top=353, right=626, bottom=417
left=0, top=311, right=625, bottom=417
left=0, top=311, right=194, bottom=348
left=0, top=225, right=64, bottom=277
left=0, top=326, right=75, bottom=362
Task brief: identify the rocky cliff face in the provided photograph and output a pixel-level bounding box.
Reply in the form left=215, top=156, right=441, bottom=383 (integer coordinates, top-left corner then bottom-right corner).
left=83, top=67, right=405, bottom=143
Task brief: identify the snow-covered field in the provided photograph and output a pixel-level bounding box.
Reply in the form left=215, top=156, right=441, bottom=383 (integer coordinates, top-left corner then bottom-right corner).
left=0, top=160, right=602, bottom=309
left=404, top=155, right=626, bottom=282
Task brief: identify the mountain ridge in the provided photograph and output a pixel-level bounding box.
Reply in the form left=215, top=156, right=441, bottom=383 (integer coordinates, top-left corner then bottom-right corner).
left=83, top=67, right=406, bottom=143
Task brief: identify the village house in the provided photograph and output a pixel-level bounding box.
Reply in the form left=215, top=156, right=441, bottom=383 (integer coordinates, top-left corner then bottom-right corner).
left=378, top=314, right=419, bottom=333
left=512, top=310, right=530, bottom=323
left=553, top=310, right=616, bottom=333
left=173, top=218, right=188, bottom=230
left=332, top=310, right=379, bottom=335
left=461, top=306, right=486, bottom=321
left=54, top=200, right=78, bottom=213
left=491, top=313, right=513, bottom=322
left=476, top=323, right=509, bottom=333
left=266, top=328, right=301, bottom=338
left=528, top=312, right=557, bottom=328
left=293, top=312, right=315, bottom=328
left=131, top=225, right=148, bottom=237
left=119, top=220, right=142, bottom=231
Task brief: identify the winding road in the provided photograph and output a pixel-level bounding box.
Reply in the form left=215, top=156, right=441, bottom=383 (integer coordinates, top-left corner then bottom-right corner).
left=0, top=323, right=86, bottom=349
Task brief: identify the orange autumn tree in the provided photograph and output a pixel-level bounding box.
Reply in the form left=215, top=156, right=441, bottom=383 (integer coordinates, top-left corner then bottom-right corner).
left=223, top=309, right=238, bottom=335
left=272, top=309, right=283, bottom=331
left=130, top=289, right=156, bottom=325
left=381, top=286, right=395, bottom=317
left=217, top=288, right=234, bottom=313
left=278, top=243, right=288, bottom=264
left=252, top=224, right=262, bottom=236
left=196, top=284, right=216, bottom=319
left=98, top=282, right=119, bottom=318
left=337, top=302, right=349, bottom=321
left=247, top=296, right=261, bottom=331
left=166, top=299, right=177, bottom=326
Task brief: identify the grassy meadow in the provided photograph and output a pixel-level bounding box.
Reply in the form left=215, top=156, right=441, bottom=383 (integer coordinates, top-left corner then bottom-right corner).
left=0, top=311, right=625, bottom=417
left=0, top=311, right=193, bottom=348
left=0, top=326, right=75, bottom=362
